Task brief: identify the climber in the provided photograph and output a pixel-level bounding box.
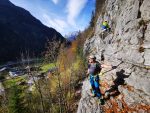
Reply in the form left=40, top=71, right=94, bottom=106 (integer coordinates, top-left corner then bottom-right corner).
left=101, top=21, right=110, bottom=32
left=87, top=55, right=112, bottom=105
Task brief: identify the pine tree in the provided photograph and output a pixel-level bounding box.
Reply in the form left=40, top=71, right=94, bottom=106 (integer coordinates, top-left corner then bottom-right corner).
left=8, top=83, right=27, bottom=113
left=90, top=11, right=95, bottom=28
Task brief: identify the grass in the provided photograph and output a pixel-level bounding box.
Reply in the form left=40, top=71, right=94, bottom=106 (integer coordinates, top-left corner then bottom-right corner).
left=3, top=76, right=26, bottom=89
left=41, top=63, right=56, bottom=73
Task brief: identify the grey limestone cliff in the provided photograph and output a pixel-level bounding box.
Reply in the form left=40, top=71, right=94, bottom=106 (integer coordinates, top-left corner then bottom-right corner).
left=78, top=0, right=150, bottom=112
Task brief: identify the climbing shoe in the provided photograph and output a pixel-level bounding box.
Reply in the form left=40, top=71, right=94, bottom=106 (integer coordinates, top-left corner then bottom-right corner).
left=91, top=91, right=96, bottom=97
left=99, top=98, right=105, bottom=105
left=99, top=97, right=105, bottom=105
left=90, top=88, right=96, bottom=97
left=91, top=93, right=96, bottom=97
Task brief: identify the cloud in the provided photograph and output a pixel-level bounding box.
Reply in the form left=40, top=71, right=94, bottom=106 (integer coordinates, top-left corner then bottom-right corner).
left=42, top=14, right=68, bottom=35
left=51, top=0, right=59, bottom=4
left=66, top=0, right=88, bottom=26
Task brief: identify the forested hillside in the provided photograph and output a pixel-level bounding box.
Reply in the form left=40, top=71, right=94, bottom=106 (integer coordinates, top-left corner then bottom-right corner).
left=0, top=0, right=64, bottom=63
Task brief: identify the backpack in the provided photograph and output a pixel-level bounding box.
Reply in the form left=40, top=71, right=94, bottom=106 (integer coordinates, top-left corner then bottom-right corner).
left=95, top=63, right=101, bottom=74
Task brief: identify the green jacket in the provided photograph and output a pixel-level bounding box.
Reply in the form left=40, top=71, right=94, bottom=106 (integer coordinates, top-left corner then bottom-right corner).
left=102, top=21, right=109, bottom=28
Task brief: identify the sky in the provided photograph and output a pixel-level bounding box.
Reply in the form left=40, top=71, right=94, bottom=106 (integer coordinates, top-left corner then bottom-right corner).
left=9, top=0, right=96, bottom=36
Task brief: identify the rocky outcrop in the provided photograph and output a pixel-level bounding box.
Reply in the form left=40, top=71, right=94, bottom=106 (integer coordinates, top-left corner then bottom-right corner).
left=78, top=0, right=150, bottom=112
left=77, top=79, right=103, bottom=113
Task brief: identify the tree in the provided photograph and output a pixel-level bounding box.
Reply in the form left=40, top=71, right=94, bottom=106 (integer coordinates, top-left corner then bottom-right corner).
left=44, top=37, right=61, bottom=63
left=8, top=83, right=27, bottom=113
left=90, top=11, right=95, bottom=28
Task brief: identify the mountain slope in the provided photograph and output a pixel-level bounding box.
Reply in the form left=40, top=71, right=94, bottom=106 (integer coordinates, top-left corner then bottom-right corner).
left=0, top=0, right=64, bottom=63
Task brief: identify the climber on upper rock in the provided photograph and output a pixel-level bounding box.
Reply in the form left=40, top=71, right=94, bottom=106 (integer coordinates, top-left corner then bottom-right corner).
left=101, top=21, right=110, bottom=32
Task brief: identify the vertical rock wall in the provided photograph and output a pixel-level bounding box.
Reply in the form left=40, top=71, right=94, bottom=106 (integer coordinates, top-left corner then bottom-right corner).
left=78, top=0, right=150, bottom=112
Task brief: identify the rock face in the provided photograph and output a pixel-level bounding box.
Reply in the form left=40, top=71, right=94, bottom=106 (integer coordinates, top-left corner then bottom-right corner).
left=77, top=79, right=103, bottom=113
left=0, top=0, right=64, bottom=63
left=79, top=0, right=150, bottom=112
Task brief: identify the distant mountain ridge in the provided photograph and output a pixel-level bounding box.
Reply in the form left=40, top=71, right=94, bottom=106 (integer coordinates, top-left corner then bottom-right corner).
left=0, top=0, right=65, bottom=63
left=65, top=31, right=79, bottom=41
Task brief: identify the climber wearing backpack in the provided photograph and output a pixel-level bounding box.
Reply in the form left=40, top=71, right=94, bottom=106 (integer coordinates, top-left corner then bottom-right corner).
left=87, top=55, right=112, bottom=104
left=101, top=21, right=110, bottom=32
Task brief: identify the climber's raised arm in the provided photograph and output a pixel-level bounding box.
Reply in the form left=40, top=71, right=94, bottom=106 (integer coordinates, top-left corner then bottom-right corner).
left=101, top=64, right=112, bottom=69
left=101, top=64, right=117, bottom=69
